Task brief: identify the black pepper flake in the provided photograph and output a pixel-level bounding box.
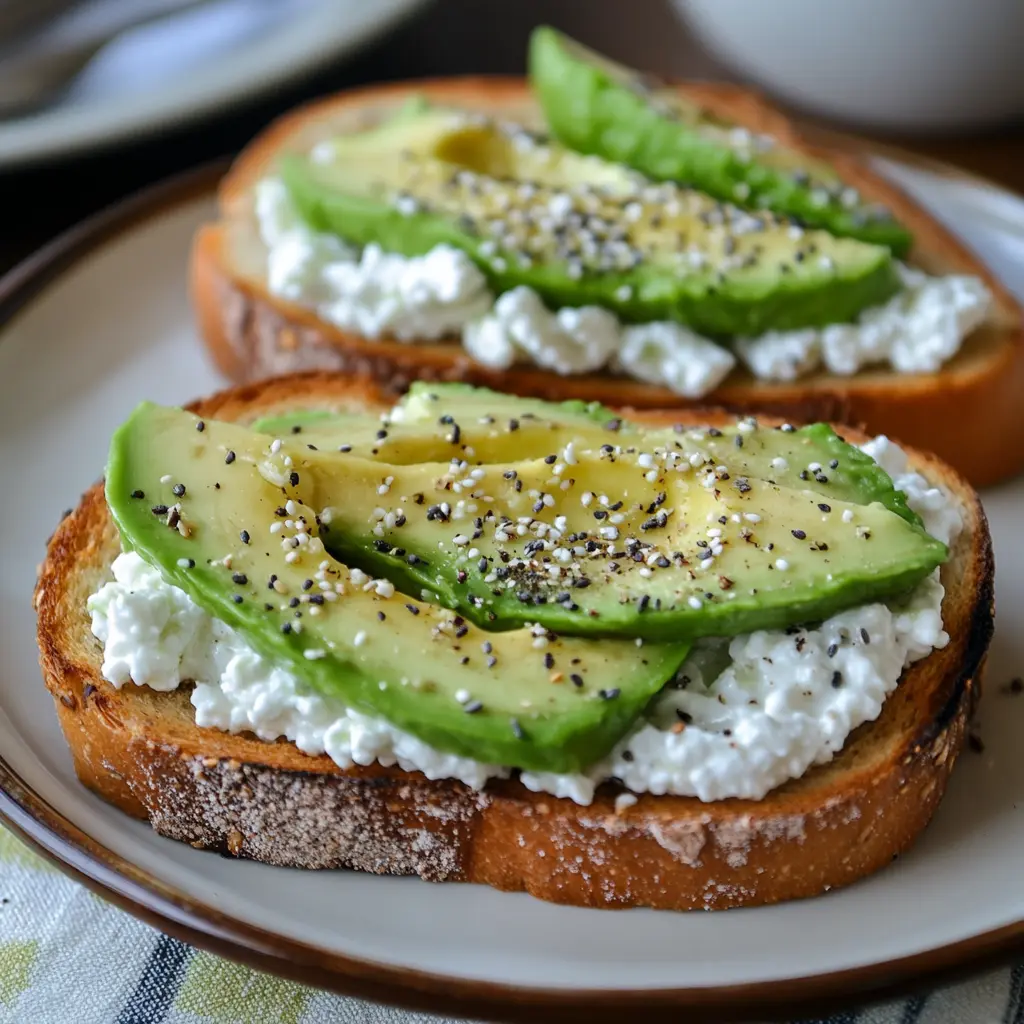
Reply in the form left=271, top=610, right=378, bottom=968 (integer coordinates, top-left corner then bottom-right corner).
left=309, top=594, right=325, bottom=605
left=289, top=597, right=300, bottom=608
left=281, top=622, right=292, bottom=634
left=232, top=594, right=243, bottom=604
left=455, top=624, right=469, bottom=638
left=405, top=604, right=420, bottom=615
left=276, top=507, right=288, bottom=517
left=574, top=577, right=591, bottom=588
left=378, top=611, right=386, bottom=621
left=225, top=450, right=236, bottom=465
left=831, top=670, right=844, bottom=688
left=172, top=483, right=186, bottom=497
left=151, top=504, right=169, bottom=515
left=818, top=503, right=831, bottom=513
left=637, top=594, right=650, bottom=612
left=288, top=471, right=300, bottom=487
left=791, top=529, right=807, bottom=540
left=264, top=603, right=274, bottom=611
left=570, top=673, right=584, bottom=688
left=240, top=530, right=250, bottom=545
left=131, top=489, right=145, bottom=499
left=231, top=573, right=248, bottom=585
left=373, top=539, right=392, bottom=553
left=599, top=688, right=621, bottom=700
left=508, top=418, right=520, bottom=432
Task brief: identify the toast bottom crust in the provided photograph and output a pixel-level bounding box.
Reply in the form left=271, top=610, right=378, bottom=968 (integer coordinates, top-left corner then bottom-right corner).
left=35, top=376, right=994, bottom=910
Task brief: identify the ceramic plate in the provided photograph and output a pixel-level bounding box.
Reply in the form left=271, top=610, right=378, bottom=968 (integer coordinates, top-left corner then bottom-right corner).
left=0, top=0, right=430, bottom=169
left=1, top=157, right=1023, bottom=1024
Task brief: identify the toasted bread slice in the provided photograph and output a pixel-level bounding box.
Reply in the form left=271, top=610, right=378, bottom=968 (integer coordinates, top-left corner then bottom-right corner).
left=190, top=77, right=1024, bottom=488
left=35, top=372, right=993, bottom=911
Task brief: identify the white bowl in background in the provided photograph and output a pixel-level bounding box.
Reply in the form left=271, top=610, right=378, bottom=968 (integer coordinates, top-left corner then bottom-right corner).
left=674, top=0, right=1024, bottom=132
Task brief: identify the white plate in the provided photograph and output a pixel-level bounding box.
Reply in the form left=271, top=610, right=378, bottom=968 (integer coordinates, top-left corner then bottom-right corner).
left=1, top=159, right=1023, bottom=1021
left=0, top=0, right=430, bottom=169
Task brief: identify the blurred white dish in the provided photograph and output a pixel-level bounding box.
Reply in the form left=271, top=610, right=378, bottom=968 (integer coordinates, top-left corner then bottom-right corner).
left=0, top=0, right=431, bottom=169
left=674, top=0, right=1024, bottom=132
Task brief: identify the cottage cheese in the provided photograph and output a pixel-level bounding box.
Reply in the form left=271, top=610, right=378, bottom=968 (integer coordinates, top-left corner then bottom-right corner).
left=735, top=264, right=991, bottom=380
left=87, top=439, right=960, bottom=806
left=256, top=177, right=990, bottom=396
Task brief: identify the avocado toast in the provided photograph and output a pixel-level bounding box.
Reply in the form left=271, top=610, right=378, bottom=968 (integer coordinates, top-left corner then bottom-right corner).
left=35, top=374, right=992, bottom=911
left=192, top=32, right=1024, bottom=489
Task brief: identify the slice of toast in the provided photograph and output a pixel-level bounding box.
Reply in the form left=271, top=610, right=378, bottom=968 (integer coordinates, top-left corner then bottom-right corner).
left=190, top=77, right=1024, bottom=488
left=35, top=372, right=993, bottom=911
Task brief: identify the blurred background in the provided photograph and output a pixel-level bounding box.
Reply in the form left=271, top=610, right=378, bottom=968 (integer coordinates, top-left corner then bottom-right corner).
left=3, top=0, right=1024, bottom=272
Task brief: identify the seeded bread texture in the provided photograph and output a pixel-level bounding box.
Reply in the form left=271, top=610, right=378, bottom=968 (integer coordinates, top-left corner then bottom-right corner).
left=190, top=76, right=1024, bottom=488
left=34, top=373, right=993, bottom=911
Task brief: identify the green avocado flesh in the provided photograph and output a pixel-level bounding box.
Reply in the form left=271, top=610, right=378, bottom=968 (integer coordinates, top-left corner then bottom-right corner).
left=260, top=422, right=945, bottom=643
left=254, top=383, right=922, bottom=528
left=528, top=27, right=912, bottom=256
left=281, top=105, right=900, bottom=337
left=107, top=403, right=689, bottom=772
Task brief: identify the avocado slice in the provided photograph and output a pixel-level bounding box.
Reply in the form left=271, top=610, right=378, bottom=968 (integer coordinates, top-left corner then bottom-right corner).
left=252, top=383, right=629, bottom=466
left=255, top=385, right=920, bottom=526
left=106, top=403, right=689, bottom=772
left=266, top=436, right=947, bottom=642
left=529, top=27, right=912, bottom=256
left=280, top=107, right=900, bottom=337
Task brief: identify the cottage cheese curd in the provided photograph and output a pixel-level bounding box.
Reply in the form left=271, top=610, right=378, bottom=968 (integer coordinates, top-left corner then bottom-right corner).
left=256, top=177, right=991, bottom=397
left=735, top=264, right=992, bottom=380
left=87, top=439, right=960, bottom=806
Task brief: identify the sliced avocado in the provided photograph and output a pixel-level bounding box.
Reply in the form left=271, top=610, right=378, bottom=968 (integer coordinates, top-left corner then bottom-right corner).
left=281, top=107, right=900, bottom=337
left=107, top=403, right=689, bottom=772
left=529, top=27, right=912, bottom=256
left=251, top=383, right=630, bottom=466
left=255, top=386, right=919, bottom=526
left=266, top=436, right=947, bottom=641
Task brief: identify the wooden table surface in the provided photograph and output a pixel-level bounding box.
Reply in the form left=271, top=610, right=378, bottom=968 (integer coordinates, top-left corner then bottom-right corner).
left=2, top=0, right=1022, bottom=275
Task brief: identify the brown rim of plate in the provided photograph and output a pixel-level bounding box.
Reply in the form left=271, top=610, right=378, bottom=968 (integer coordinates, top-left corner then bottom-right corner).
left=2, top=145, right=1024, bottom=1024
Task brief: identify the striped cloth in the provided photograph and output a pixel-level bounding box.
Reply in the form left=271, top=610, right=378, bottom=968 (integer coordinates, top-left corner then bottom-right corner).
left=0, top=827, right=1013, bottom=1023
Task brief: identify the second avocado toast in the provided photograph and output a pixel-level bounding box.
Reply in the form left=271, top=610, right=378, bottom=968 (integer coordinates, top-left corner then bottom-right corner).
left=193, top=28, right=1024, bottom=487
left=36, top=376, right=992, bottom=909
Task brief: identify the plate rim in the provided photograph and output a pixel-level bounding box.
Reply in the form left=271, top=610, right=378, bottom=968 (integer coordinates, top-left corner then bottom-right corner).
left=4, top=144, right=1024, bottom=1023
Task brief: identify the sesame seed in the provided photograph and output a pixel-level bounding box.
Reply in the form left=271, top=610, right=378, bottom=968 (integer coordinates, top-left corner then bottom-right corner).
left=240, top=530, right=250, bottom=544
left=131, top=489, right=145, bottom=499
left=791, top=529, right=806, bottom=540
left=225, top=451, right=236, bottom=465
left=231, top=573, right=248, bottom=585
left=464, top=700, right=484, bottom=714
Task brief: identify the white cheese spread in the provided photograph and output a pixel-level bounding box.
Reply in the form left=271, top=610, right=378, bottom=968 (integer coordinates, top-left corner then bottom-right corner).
left=735, top=264, right=991, bottom=379
left=87, top=440, right=960, bottom=805
left=255, top=177, right=991, bottom=396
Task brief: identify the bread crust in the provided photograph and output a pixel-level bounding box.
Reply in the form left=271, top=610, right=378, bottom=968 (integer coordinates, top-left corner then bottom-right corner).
left=35, top=373, right=993, bottom=911
left=190, top=77, right=1024, bottom=488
